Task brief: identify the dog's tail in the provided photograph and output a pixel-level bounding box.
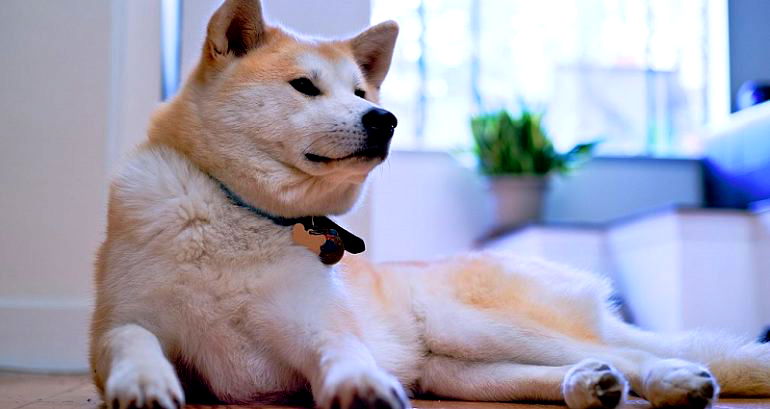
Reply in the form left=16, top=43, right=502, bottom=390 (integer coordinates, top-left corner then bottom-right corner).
left=607, top=318, right=770, bottom=396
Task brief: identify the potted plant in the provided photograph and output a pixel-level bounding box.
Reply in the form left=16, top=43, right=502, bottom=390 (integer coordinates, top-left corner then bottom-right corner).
left=471, top=109, right=596, bottom=228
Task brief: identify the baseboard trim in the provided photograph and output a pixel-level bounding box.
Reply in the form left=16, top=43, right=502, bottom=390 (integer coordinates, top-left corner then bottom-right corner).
left=0, top=297, right=92, bottom=373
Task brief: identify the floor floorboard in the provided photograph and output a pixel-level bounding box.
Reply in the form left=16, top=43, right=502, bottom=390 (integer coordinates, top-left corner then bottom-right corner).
left=2, top=373, right=769, bottom=409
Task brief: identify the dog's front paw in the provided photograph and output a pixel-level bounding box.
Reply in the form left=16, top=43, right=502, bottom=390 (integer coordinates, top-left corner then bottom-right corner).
left=644, top=359, right=718, bottom=409
left=563, top=359, right=628, bottom=409
left=317, top=366, right=410, bottom=409
left=105, top=359, right=184, bottom=409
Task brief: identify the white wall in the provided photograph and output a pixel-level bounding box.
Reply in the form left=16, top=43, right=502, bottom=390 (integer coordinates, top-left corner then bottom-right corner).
left=109, top=0, right=162, bottom=166
left=0, top=0, right=164, bottom=372
left=0, top=0, right=112, bottom=370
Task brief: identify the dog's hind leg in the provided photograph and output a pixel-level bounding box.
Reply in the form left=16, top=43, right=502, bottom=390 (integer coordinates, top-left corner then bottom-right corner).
left=419, top=302, right=719, bottom=408
left=420, top=300, right=598, bottom=364
left=419, top=355, right=628, bottom=409
left=91, top=324, right=184, bottom=409
left=604, top=317, right=770, bottom=397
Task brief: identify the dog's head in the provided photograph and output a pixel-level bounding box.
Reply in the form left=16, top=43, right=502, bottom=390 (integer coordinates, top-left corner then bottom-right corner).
left=153, top=0, right=398, bottom=217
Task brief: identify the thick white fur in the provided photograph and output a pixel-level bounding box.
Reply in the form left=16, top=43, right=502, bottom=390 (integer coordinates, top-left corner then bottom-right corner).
left=90, top=1, right=770, bottom=409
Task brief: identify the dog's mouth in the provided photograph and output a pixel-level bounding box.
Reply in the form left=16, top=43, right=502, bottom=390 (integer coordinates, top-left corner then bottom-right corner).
left=305, top=146, right=389, bottom=163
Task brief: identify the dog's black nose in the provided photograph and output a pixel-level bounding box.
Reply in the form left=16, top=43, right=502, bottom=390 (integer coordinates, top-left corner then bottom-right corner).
left=362, top=108, right=397, bottom=141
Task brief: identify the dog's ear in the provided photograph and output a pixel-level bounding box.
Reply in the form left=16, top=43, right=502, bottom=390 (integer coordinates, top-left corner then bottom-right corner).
left=203, top=0, right=266, bottom=69
left=349, top=21, right=399, bottom=89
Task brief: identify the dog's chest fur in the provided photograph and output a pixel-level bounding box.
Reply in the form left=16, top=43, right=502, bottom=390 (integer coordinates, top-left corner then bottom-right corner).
left=99, top=146, right=423, bottom=401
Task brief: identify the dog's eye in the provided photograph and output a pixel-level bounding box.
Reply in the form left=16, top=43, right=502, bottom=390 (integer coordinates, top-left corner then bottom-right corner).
left=354, top=89, right=366, bottom=99
left=289, top=77, right=321, bottom=97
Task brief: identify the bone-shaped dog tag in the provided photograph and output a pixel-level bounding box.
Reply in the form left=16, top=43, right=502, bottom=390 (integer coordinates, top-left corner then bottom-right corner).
left=292, top=224, right=325, bottom=254
left=291, top=223, right=345, bottom=265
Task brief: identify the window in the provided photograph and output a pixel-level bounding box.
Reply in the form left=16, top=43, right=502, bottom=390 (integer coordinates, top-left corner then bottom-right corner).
left=373, top=0, right=728, bottom=156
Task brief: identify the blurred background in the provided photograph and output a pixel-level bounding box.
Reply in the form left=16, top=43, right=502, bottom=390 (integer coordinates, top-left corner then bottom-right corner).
left=1, top=0, right=769, bottom=373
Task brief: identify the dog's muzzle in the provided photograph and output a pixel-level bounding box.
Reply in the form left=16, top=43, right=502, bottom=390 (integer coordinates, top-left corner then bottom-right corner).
left=304, top=109, right=397, bottom=163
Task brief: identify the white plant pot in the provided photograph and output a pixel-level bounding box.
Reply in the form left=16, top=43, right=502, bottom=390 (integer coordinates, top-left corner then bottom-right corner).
left=487, top=175, right=548, bottom=228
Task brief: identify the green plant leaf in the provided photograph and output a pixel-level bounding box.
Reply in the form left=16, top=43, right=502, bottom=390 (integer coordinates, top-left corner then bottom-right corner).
left=469, top=108, right=599, bottom=175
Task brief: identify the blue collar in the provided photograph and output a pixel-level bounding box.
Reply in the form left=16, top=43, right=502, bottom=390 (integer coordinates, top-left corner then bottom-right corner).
left=215, top=179, right=365, bottom=254
left=217, top=180, right=306, bottom=227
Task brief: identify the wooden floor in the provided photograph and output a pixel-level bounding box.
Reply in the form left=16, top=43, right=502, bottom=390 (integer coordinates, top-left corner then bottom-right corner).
left=2, top=373, right=770, bottom=409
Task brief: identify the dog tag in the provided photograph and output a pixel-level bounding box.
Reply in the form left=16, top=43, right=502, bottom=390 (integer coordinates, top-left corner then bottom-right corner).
left=291, top=223, right=345, bottom=265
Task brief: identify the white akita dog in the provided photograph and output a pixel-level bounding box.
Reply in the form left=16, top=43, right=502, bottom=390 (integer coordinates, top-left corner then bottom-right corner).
left=90, top=1, right=770, bottom=408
